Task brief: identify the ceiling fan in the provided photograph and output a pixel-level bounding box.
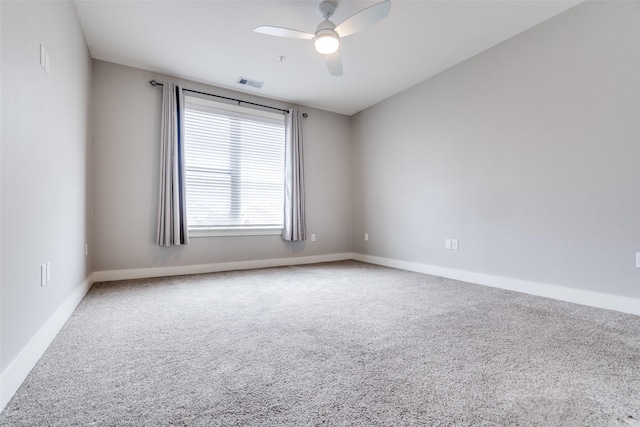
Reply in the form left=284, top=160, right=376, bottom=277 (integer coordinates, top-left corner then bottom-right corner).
left=254, top=0, right=391, bottom=76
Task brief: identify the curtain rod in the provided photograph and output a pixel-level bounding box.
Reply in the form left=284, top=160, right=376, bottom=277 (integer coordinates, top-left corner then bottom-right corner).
left=149, top=80, right=308, bottom=117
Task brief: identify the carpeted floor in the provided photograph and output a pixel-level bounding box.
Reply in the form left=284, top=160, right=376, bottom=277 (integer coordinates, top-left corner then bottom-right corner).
left=1, top=261, right=639, bottom=426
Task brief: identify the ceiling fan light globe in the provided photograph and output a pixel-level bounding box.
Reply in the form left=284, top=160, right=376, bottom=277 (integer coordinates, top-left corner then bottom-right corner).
left=314, top=34, right=340, bottom=55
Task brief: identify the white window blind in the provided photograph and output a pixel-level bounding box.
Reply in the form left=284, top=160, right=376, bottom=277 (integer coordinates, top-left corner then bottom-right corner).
left=184, top=97, right=285, bottom=231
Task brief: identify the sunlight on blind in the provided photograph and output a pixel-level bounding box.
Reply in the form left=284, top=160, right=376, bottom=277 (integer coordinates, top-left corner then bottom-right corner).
left=184, top=101, right=285, bottom=229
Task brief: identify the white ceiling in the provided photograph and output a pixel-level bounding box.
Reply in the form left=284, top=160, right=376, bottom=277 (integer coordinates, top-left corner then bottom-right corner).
left=74, top=0, right=581, bottom=116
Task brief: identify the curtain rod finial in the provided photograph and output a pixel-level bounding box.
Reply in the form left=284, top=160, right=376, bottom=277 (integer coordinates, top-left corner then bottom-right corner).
left=302, top=113, right=308, bottom=118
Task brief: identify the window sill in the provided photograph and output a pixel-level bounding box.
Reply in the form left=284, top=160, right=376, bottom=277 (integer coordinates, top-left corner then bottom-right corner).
left=189, top=227, right=283, bottom=238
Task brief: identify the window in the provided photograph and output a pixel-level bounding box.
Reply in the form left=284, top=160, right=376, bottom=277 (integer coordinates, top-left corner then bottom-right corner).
left=183, top=96, right=285, bottom=236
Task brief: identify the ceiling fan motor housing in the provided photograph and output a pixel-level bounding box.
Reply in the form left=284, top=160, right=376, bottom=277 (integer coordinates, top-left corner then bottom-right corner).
left=315, top=18, right=337, bottom=35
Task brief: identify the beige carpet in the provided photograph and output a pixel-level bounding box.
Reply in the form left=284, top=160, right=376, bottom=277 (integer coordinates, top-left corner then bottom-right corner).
left=1, top=261, right=639, bottom=426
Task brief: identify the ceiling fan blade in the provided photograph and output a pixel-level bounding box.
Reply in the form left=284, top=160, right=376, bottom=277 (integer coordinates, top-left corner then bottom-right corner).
left=326, top=52, right=343, bottom=76
left=334, top=0, right=391, bottom=38
left=253, top=26, right=315, bottom=40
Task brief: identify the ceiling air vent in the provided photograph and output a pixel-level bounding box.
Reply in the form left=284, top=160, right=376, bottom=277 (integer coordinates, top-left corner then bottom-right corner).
left=237, top=77, right=263, bottom=89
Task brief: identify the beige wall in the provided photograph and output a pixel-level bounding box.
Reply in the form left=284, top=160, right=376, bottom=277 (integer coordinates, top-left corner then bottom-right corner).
left=91, top=60, right=352, bottom=272
left=1, top=1, right=93, bottom=371
left=351, top=1, right=640, bottom=299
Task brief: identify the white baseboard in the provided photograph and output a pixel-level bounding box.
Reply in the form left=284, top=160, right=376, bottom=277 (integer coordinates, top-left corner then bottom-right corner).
left=93, top=253, right=354, bottom=282
left=352, top=253, right=640, bottom=316
left=2, top=253, right=637, bottom=414
left=0, top=274, right=95, bottom=412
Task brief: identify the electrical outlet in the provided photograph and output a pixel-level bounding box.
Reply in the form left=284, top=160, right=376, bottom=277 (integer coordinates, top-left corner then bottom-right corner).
left=41, top=264, right=47, bottom=286
left=445, top=239, right=452, bottom=249
left=452, top=239, right=459, bottom=250
left=365, top=233, right=369, bottom=241
left=311, top=234, right=316, bottom=242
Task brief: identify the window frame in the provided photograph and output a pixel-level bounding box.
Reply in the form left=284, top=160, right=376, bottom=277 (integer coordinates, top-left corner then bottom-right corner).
left=183, top=95, right=286, bottom=238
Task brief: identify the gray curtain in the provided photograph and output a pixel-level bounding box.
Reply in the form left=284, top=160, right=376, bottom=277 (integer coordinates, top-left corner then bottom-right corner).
left=157, top=82, right=189, bottom=246
left=282, top=109, right=306, bottom=241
